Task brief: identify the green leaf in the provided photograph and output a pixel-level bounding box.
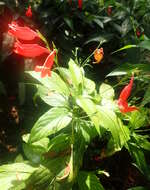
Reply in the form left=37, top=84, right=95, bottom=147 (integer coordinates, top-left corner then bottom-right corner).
left=138, top=40, right=150, bottom=50
left=84, top=33, right=113, bottom=45
left=132, top=133, right=150, bottom=151
left=48, top=134, right=70, bottom=153
left=23, top=137, right=50, bottom=163
left=107, top=63, right=150, bottom=77
left=99, top=83, right=114, bottom=100
left=64, top=17, right=74, bottom=30
left=57, top=67, right=72, bottom=84
left=128, top=143, right=150, bottom=180
left=96, top=106, right=130, bottom=149
left=129, top=109, right=148, bottom=129
left=23, top=143, right=42, bottom=164
left=29, top=107, right=72, bottom=143
left=68, top=59, right=83, bottom=89
left=78, top=171, right=104, bottom=190
left=26, top=165, right=54, bottom=190
left=79, top=121, right=98, bottom=143
left=0, top=163, right=37, bottom=190
left=84, top=78, right=96, bottom=94
left=141, top=85, right=150, bottom=106
left=76, top=96, right=101, bottom=135
left=27, top=71, right=70, bottom=96
left=112, top=44, right=137, bottom=54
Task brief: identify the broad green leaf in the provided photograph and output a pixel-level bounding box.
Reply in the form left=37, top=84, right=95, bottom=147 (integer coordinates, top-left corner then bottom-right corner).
left=76, top=96, right=101, bottom=134
left=23, top=137, right=50, bottom=163
left=41, top=92, right=68, bottom=107
left=107, top=63, right=150, bottom=77
left=93, top=18, right=104, bottom=29
left=35, top=85, right=68, bottom=107
left=27, top=71, right=70, bottom=96
left=43, top=156, right=70, bottom=179
left=129, top=109, right=148, bottom=129
left=141, top=85, right=150, bottom=106
left=112, top=44, right=137, bottom=54
left=79, top=121, right=98, bottom=143
left=57, top=67, right=72, bottom=84
left=84, top=78, right=96, bottom=94
left=48, top=134, right=70, bottom=153
left=138, top=40, right=150, bottom=50
left=68, top=59, right=83, bottom=89
left=97, top=106, right=130, bottom=149
left=128, top=143, right=150, bottom=180
left=0, top=163, right=37, bottom=190
left=84, top=33, right=113, bottom=45
left=23, top=143, right=42, bottom=164
left=26, top=165, right=54, bottom=190
left=64, top=17, right=74, bottom=30
left=78, top=171, right=104, bottom=190
left=99, top=83, right=114, bottom=100
left=132, top=133, right=150, bottom=151
left=29, top=107, right=72, bottom=143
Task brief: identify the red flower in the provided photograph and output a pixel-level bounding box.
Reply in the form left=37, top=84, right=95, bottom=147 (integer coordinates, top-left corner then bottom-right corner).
left=107, top=6, right=112, bottom=16
left=34, top=50, right=56, bottom=78
left=26, top=6, right=32, bottom=18
left=118, top=76, right=138, bottom=113
left=8, top=22, right=39, bottom=41
left=78, top=0, right=82, bottom=10
left=136, top=28, right=141, bottom=38
left=14, top=41, right=50, bottom=58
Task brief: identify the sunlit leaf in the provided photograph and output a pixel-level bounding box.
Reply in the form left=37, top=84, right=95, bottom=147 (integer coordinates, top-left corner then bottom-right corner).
left=29, top=107, right=72, bottom=143
left=78, top=171, right=104, bottom=190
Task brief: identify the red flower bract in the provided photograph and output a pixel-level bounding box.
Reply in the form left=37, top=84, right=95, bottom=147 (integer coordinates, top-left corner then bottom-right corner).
left=14, top=41, right=50, bottom=58
left=78, top=0, right=82, bottom=10
left=8, top=22, right=39, bottom=41
left=34, top=50, right=56, bottom=78
left=118, top=76, right=138, bottom=113
left=26, top=6, right=32, bottom=18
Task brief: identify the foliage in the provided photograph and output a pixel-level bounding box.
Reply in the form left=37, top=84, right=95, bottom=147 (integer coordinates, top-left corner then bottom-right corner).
left=0, top=0, right=150, bottom=190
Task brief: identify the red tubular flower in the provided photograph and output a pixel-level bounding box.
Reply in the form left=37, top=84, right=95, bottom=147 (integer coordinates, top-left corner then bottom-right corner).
left=14, top=41, right=50, bottom=58
left=8, top=22, right=39, bottom=41
left=78, top=0, right=82, bottom=10
left=107, top=6, right=112, bottom=16
left=26, top=6, right=32, bottom=18
left=34, top=50, right=56, bottom=78
left=118, top=76, right=138, bottom=113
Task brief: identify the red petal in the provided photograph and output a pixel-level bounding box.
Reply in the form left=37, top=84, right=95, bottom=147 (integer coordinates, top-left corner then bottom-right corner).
left=34, top=50, right=56, bottom=78
left=118, top=99, right=138, bottom=113
left=25, top=6, right=32, bottom=18
left=41, top=68, right=51, bottom=78
left=34, top=65, right=43, bottom=72
left=119, top=76, right=134, bottom=101
left=44, top=50, right=56, bottom=68
left=8, top=23, right=38, bottom=41
left=78, top=0, right=82, bottom=9
left=14, top=41, right=50, bottom=57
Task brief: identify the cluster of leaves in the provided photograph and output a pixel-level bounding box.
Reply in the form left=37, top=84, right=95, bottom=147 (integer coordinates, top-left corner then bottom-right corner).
left=0, top=1, right=150, bottom=190
left=0, top=59, right=150, bottom=190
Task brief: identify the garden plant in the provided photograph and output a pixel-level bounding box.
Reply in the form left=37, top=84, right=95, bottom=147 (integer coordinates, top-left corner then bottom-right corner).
left=0, top=0, right=150, bottom=190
